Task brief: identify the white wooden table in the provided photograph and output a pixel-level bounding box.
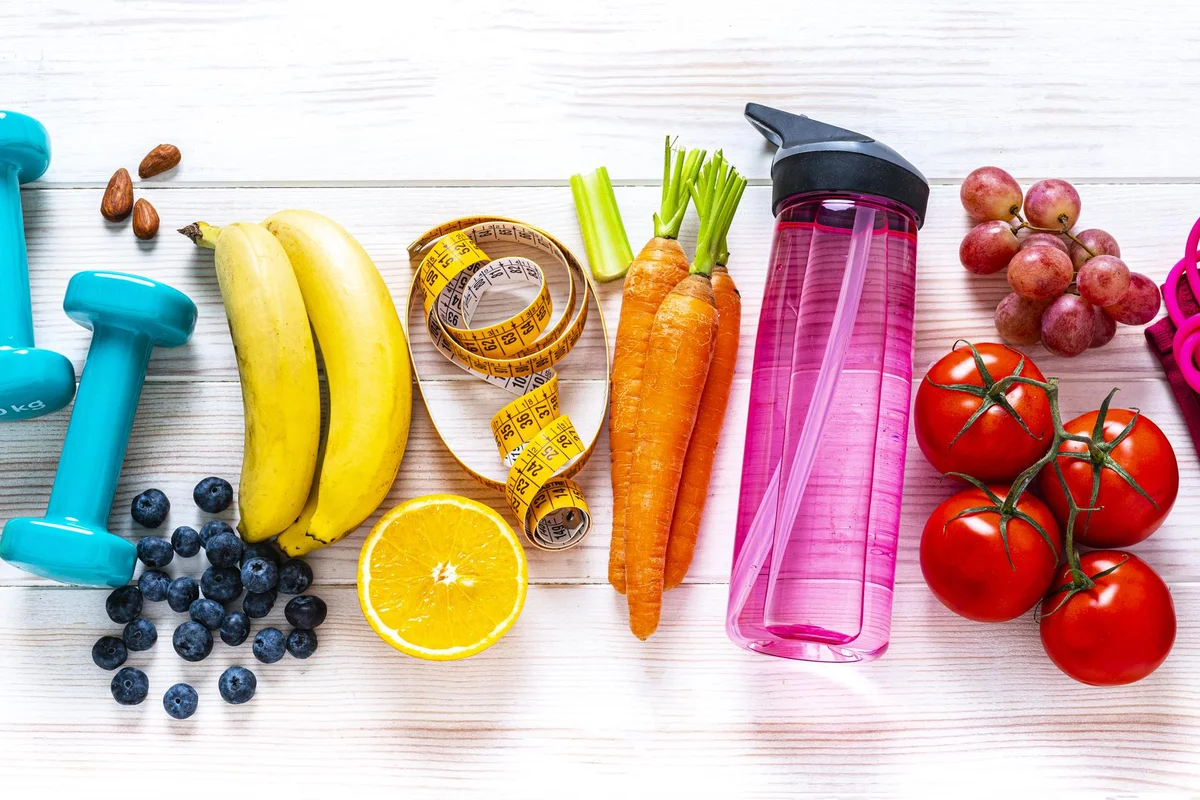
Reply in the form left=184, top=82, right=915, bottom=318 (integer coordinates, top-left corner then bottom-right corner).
left=3, top=1, right=1200, bottom=794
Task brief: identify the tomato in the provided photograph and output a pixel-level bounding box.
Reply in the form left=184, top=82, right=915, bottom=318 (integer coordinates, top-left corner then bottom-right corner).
left=914, top=343, right=1053, bottom=482
left=920, top=485, right=1062, bottom=622
left=1039, top=408, right=1178, bottom=547
left=1039, top=551, right=1175, bottom=685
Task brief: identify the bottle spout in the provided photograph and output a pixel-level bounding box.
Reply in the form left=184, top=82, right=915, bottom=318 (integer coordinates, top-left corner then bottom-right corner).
left=745, top=103, right=873, bottom=150
left=742, top=102, right=929, bottom=225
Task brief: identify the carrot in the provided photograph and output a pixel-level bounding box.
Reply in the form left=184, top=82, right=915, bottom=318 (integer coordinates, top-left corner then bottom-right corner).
left=662, top=155, right=746, bottom=590
left=608, top=138, right=704, bottom=594
left=663, top=264, right=741, bottom=589
left=625, top=273, right=718, bottom=638
left=624, top=154, right=747, bottom=638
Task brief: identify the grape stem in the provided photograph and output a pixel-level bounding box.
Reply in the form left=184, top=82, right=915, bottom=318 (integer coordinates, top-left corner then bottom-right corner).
left=930, top=342, right=1147, bottom=612
left=1010, top=211, right=1097, bottom=259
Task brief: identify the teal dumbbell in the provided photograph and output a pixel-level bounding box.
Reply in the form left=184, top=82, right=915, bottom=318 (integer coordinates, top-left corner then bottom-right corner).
left=0, top=111, right=76, bottom=421
left=0, top=271, right=197, bottom=586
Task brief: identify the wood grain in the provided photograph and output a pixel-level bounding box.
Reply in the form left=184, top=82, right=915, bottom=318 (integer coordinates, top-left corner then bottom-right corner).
left=1, top=373, right=1195, bottom=588
left=5, top=1, right=1200, bottom=184
left=14, top=182, right=1192, bottom=381
left=4, top=1, right=1200, bottom=792
left=2, top=583, right=1198, bottom=794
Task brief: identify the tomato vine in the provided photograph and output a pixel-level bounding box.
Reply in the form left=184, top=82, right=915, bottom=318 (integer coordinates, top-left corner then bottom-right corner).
left=932, top=342, right=1158, bottom=606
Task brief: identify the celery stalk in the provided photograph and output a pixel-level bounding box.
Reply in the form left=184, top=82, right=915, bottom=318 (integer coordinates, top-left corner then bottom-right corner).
left=570, top=166, right=634, bottom=282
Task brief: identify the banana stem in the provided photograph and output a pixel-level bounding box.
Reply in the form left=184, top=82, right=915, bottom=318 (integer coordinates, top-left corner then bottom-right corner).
left=179, top=222, right=222, bottom=250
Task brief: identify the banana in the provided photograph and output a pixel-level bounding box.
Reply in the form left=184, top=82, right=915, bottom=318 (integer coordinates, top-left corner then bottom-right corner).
left=263, top=210, right=412, bottom=556
left=183, top=222, right=321, bottom=543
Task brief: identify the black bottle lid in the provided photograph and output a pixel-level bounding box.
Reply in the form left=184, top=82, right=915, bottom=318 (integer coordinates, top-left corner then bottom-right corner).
left=746, top=103, right=929, bottom=227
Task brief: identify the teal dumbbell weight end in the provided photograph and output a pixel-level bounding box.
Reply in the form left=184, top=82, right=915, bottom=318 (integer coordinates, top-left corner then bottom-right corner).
left=0, top=111, right=77, bottom=421
left=0, top=271, right=197, bottom=586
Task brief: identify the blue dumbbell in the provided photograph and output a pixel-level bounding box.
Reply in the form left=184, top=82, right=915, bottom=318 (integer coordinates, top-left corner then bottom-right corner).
left=0, top=111, right=76, bottom=421
left=0, top=271, right=197, bottom=586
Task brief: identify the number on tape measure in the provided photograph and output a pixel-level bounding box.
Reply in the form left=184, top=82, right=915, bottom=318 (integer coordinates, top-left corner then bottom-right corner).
left=405, top=217, right=609, bottom=550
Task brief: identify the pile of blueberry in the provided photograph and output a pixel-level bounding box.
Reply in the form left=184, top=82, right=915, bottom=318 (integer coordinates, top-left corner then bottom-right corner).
left=93, top=477, right=328, bottom=720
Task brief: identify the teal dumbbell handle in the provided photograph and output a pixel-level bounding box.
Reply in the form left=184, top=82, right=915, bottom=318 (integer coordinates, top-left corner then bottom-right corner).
left=0, top=164, right=35, bottom=348
left=46, top=327, right=153, bottom=528
left=0, top=270, right=196, bottom=586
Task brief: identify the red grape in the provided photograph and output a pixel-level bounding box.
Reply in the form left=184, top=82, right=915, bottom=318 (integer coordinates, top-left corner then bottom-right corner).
left=1077, top=254, right=1131, bottom=306
left=959, top=221, right=1020, bottom=274
left=960, top=167, right=1022, bottom=221
left=1090, top=307, right=1118, bottom=348
left=1024, top=179, right=1081, bottom=229
left=1007, top=245, right=1073, bottom=300
left=1104, top=272, right=1162, bottom=325
left=995, top=292, right=1049, bottom=345
left=1019, top=232, right=1070, bottom=255
left=1068, top=228, right=1120, bottom=270
left=1041, top=294, right=1095, bottom=357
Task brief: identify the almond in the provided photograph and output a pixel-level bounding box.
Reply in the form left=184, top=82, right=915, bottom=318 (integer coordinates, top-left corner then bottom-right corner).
left=138, top=144, right=181, bottom=179
left=101, top=168, right=134, bottom=222
left=132, top=198, right=160, bottom=240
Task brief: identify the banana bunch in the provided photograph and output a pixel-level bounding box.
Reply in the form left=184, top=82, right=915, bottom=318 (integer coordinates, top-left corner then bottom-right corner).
left=184, top=212, right=412, bottom=556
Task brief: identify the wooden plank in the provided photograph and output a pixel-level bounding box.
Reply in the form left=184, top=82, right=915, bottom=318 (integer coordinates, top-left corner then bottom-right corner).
left=1, top=583, right=1197, bottom=794
left=2, top=373, right=1195, bottom=588
left=4, top=1, right=1200, bottom=183
left=15, top=182, right=1191, bottom=382
left=4, top=186, right=1196, bottom=588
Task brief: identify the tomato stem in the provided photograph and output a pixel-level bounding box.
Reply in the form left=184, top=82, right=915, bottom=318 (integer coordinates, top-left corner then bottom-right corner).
left=936, top=343, right=1156, bottom=600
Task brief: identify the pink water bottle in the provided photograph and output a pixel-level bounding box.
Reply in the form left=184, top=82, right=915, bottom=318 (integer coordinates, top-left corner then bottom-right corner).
left=727, top=104, right=929, bottom=663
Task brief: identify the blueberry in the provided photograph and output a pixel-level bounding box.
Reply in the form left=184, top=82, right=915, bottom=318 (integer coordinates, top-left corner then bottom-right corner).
left=136, top=536, right=174, bottom=568
left=123, top=618, right=157, bottom=652
left=241, top=557, right=278, bottom=594
left=276, top=559, right=313, bottom=595
left=173, top=621, right=214, bottom=662
left=189, top=598, right=226, bottom=631
left=171, top=525, right=202, bottom=557
left=131, top=488, right=170, bottom=529
left=240, top=541, right=282, bottom=567
left=193, top=476, right=234, bottom=514
left=91, top=636, right=128, bottom=670
left=163, top=682, right=198, bottom=720
left=218, top=665, right=257, bottom=704
left=220, top=611, right=250, bottom=646
left=252, top=627, right=286, bottom=664
left=201, top=566, right=242, bottom=603
left=284, top=595, right=328, bottom=629
left=243, top=590, right=276, bottom=619
left=105, top=585, right=143, bottom=624
left=167, top=576, right=200, bottom=612
left=206, top=532, right=243, bottom=569
left=110, top=666, right=149, bottom=705
left=199, top=520, right=235, bottom=548
left=286, top=628, right=318, bottom=659
left=137, top=569, right=171, bottom=602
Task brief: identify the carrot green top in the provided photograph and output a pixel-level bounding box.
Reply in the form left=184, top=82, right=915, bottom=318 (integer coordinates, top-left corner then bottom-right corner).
left=689, top=151, right=748, bottom=277
left=653, top=136, right=706, bottom=241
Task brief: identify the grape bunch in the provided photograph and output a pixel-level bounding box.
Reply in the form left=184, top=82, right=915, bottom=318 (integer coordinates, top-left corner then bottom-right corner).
left=958, top=167, right=1162, bottom=357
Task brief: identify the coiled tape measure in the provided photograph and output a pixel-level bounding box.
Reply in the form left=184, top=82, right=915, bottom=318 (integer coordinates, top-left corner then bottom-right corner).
left=406, top=217, right=610, bottom=550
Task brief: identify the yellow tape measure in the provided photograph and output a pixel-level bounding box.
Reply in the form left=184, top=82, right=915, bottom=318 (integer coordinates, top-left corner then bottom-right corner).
left=405, top=217, right=609, bottom=550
